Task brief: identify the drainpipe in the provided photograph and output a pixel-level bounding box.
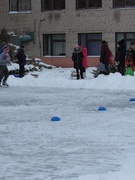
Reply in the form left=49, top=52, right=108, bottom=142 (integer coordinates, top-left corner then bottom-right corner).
left=38, top=18, right=46, bottom=57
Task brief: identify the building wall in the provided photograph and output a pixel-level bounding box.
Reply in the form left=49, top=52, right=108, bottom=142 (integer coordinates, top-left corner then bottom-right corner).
left=0, top=0, right=135, bottom=67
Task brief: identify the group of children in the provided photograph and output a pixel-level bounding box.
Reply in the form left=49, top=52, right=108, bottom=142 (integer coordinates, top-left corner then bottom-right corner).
left=72, top=39, right=135, bottom=79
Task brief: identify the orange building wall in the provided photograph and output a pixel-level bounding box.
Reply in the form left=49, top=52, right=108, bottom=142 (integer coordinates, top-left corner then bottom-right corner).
left=41, top=57, right=99, bottom=68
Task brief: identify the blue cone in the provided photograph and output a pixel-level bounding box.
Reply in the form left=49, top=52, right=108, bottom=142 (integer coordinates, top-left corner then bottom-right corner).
left=51, top=116, right=61, bottom=121
left=129, top=98, right=135, bottom=102
left=98, top=107, right=106, bottom=111
left=13, top=74, right=20, bottom=78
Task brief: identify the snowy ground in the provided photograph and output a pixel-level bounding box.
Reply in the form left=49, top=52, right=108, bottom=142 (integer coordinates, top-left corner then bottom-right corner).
left=1, top=67, right=135, bottom=180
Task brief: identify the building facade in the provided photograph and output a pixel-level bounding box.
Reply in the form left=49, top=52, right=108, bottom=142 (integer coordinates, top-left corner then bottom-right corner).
left=0, top=0, right=135, bottom=67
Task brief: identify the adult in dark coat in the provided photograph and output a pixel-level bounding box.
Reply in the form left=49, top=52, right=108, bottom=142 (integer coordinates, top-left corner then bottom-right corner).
left=115, top=39, right=126, bottom=75
left=72, top=45, right=84, bottom=79
left=99, top=40, right=110, bottom=74
left=16, top=45, right=26, bottom=78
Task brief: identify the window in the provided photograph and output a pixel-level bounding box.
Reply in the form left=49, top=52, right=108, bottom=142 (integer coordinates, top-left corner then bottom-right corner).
left=43, top=34, right=66, bottom=56
left=116, top=32, right=135, bottom=51
left=113, top=0, right=135, bottom=8
left=76, top=0, right=102, bottom=10
left=41, top=0, right=65, bottom=11
left=78, top=33, right=102, bottom=56
left=9, top=0, right=31, bottom=12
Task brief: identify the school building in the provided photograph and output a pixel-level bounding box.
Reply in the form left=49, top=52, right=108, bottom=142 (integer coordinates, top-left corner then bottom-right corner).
left=0, top=0, right=135, bottom=67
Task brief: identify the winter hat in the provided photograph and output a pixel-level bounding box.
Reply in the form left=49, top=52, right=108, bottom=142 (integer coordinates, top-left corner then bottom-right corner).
left=3, top=45, right=7, bottom=50
left=102, top=40, right=107, bottom=44
left=74, top=44, right=79, bottom=49
left=1, top=42, right=6, bottom=48
left=20, top=45, right=25, bottom=48
left=118, top=39, right=125, bottom=46
left=130, top=41, right=135, bottom=45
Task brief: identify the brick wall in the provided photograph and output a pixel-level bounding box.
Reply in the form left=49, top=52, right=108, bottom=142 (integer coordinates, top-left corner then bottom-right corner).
left=0, top=0, right=135, bottom=67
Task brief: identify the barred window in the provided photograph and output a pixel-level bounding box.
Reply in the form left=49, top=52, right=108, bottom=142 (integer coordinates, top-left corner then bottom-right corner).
left=9, top=0, right=31, bottom=12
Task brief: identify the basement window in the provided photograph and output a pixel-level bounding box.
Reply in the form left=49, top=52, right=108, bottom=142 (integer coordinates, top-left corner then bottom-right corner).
left=9, top=0, right=31, bottom=12
left=113, top=0, right=135, bottom=8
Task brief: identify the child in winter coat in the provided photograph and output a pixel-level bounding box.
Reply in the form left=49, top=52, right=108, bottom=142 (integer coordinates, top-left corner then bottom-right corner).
left=125, top=40, right=135, bottom=72
left=72, top=45, right=84, bottom=79
left=81, top=45, right=88, bottom=78
left=0, top=45, right=11, bottom=87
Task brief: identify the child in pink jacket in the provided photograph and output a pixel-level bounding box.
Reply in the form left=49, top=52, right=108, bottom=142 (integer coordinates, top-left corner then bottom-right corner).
left=81, top=45, right=88, bottom=78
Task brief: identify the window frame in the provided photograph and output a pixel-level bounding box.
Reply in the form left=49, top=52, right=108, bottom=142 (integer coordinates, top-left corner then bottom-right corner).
left=113, top=0, right=135, bottom=8
left=78, top=33, right=102, bottom=56
left=115, top=32, right=135, bottom=51
left=41, top=0, right=65, bottom=11
left=43, top=34, right=66, bottom=56
left=9, top=0, right=31, bottom=13
left=76, top=0, right=102, bottom=10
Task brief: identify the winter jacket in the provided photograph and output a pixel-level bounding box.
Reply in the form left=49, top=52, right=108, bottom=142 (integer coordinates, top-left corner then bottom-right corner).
left=99, top=44, right=110, bottom=66
left=0, top=48, right=3, bottom=55
left=82, top=47, right=88, bottom=67
left=115, top=45, right=126, bottom=67
left=126, top=48, right=135, bottom=63
left=16, top=48, right=26, bottom=66
left=125, top=48, right=135, bottom=71
left=72, top=47, right=84, bottom=69
left=0, top=52, right=11, bottom=66
left=109, top=50, right=113, bottom=64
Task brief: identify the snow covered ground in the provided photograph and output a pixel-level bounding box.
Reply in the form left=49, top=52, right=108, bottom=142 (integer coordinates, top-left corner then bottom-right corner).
left=1, top=66, right=135, bottom=180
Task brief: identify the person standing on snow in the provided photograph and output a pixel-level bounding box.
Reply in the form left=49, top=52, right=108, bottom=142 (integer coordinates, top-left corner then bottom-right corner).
left=80, top=45, right=88, bottom=78
left=99, top=40, right=110, bottom=74
left=125, top=41, right=135, bottom=72
left=16, top=45, right=26, bottom=78
left=72, top=45, right=84, bottom=80
left=115, top=39, right=126, bottom=75
left=0, top=45, right=11, bottom=87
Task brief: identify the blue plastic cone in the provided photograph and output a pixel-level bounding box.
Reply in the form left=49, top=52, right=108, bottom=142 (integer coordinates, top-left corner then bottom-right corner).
left=129, top=98, right=135, bottom=102
left=13, top=74, right=20, bottom=78
left=51, top=116, right=61, bottom=121
left=98, top=107, right=106, bottom=111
